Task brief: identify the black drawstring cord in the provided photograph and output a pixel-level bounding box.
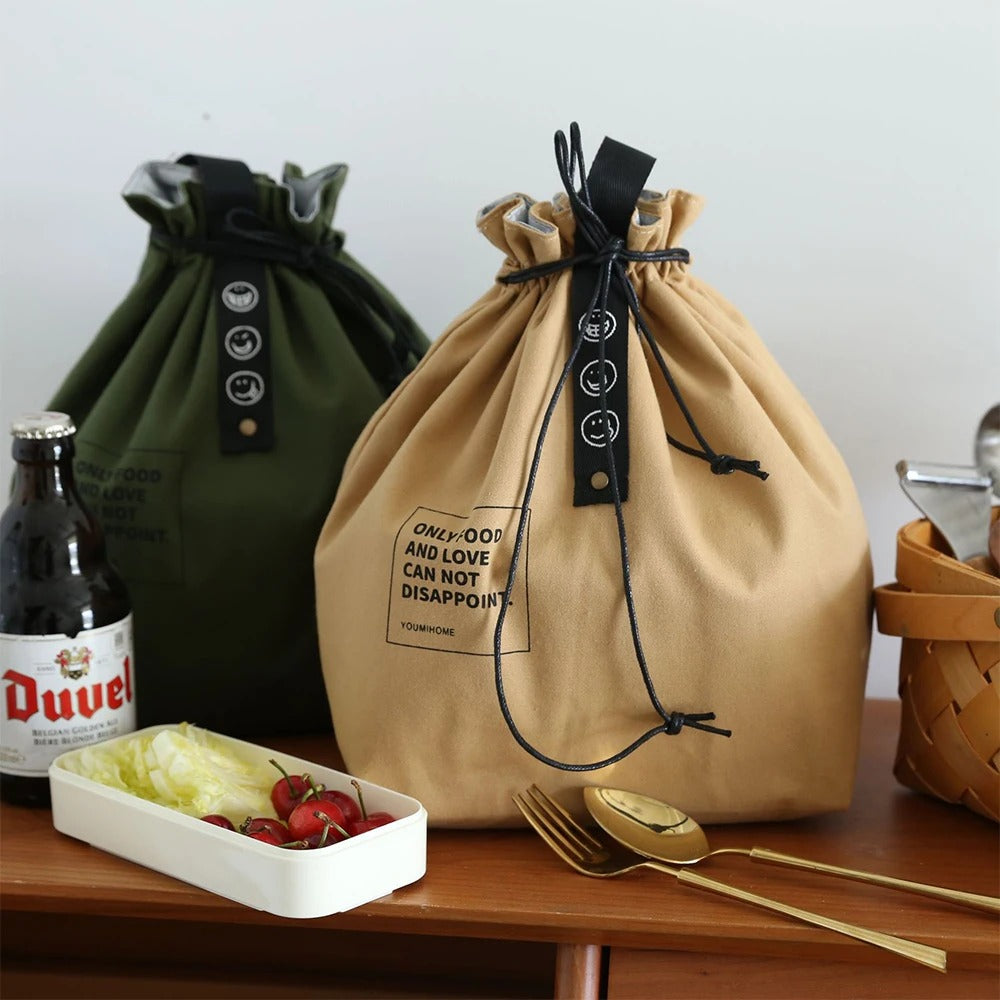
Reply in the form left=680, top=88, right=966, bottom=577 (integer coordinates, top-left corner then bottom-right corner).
left=150, top=208, right=424, bottom=390
left=500, top=126, right=767, bottom=482
left=492, top=125, right=749, bottom=773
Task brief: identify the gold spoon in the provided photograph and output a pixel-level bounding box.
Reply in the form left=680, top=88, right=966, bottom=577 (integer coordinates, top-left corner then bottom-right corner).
left=584, top=786, right=1000, bottom=915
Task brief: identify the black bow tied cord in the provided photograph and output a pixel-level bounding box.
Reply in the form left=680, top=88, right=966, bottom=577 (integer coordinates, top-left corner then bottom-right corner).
left=492, top=125, right=769, bottom=772
left=149, top=207, right=424, bottom=391
left=500, top=128, right=768, bottom=482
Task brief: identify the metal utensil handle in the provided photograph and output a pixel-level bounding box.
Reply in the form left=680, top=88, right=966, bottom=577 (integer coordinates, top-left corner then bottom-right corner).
left=896, top=461, right=993, bottom=488
left=670, top=868, right=946, bottom=972
left=749, top=847, right=1000, bottom=914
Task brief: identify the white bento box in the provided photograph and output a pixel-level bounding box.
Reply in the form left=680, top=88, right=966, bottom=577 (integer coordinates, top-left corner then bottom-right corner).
left=49, top=724, right=427, bottom=919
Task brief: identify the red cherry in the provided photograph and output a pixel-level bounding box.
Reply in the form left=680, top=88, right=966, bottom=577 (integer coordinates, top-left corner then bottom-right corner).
left=288, top=799, right=348, bottom=841
left=201, top=814, right=236, bottom=831
left=306, top=826, right=346, bottom=848
left=241, top=816, right=292, bottom=844
left=278, top=825, right=345, bottom=850
left=246, top=828, right=287, bottom=847
left=318, top=789, right=363, bottom=825
left=348, top=812, right=395, bottom=836
left=268, top=759, right=312, bottom=819
left=347, top=779, right=394, bottom=834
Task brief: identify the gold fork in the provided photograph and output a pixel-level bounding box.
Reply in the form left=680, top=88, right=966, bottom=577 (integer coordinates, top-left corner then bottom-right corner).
left=513, top=785, right=946, bottom=973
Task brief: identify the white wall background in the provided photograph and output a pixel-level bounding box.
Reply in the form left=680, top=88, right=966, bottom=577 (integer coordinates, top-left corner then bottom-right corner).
left=1, top=0, right=997, bottom=698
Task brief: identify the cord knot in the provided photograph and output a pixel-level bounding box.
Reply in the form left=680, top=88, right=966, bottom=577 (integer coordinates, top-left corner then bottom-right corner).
left=664, top=712, right=687, bottom=735
left=710, top=454, right=769, bottom=480
left=710, top=454, right=736, bottom=475
left=662, top=711, right=733, bottom=738
left=295, top=243, right=320, bottom=269
left=591, top=235, right=625, bottom=267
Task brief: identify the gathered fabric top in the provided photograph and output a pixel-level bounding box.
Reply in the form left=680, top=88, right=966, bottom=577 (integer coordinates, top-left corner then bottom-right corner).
left=477, top=187, right=705, bottom=273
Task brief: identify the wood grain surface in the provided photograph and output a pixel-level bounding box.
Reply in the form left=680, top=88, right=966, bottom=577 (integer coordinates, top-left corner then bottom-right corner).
left=608, top=947, right=999, bottom=1000
left=2, top=700, right=998, bottom=998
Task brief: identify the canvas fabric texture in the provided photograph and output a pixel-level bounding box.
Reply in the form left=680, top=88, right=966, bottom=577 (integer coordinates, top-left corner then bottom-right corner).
left=316, top=183, right=872, bottom=826
left=48, top=158, right=426, bottom=737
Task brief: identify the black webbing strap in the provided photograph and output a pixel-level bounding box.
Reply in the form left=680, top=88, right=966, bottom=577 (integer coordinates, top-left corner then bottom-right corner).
left=569, top=138, right=654, bottom=506
left=178, top=154, right=274, bottom=454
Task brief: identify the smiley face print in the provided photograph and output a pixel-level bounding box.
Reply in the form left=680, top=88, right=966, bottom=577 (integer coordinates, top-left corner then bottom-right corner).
left=581, top=409, right=620, bottom=448
left=578, top=308, right=616, bottom=343
left=221, top=280, right=260, bottom=313
left=579, top=359, right=618, bottom=398
left=224, top=325, right=262, bottom=361
left=225, top=371, right=265, bottom=407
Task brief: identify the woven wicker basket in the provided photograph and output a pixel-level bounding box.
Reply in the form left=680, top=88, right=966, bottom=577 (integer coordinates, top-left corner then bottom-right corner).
left=874, top=511, right=1000, bottom=822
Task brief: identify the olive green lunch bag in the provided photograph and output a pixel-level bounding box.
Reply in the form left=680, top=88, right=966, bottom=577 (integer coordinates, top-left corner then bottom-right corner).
left=48, top=154, right=426, bottom=737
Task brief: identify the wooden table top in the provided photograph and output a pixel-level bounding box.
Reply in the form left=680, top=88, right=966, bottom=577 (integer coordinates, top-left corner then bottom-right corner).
left=2, top=700, right=997, bottom=974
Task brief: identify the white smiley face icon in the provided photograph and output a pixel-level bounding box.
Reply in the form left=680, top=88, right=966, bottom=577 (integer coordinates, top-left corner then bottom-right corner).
left=221, top=280, right=260, bottom=313
left=224, top=325, right=262, bottom=361
left=581, top=409, right=620, bottom=448
left=225, top=371, right=265, bottom=407
left=578, top=308, right=616, bottom=343
left=579, top=359, right=618, bottom=398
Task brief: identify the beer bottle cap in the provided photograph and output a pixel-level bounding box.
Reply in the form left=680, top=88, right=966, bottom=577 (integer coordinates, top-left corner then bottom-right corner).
left=10, top=412, right=77, bottom=440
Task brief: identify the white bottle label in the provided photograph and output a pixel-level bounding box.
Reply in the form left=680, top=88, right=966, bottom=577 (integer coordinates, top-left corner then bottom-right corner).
left=0, top=614, right=136, bottom=778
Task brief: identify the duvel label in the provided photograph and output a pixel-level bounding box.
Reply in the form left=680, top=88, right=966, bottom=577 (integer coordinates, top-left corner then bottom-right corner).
left=386, top=506, right=530, bottom=656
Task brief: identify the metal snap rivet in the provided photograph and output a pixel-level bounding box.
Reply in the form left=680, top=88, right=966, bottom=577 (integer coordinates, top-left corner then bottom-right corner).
left=238, top=418, right=258, bottom=437
left=591, top=470, right=610, bottom=490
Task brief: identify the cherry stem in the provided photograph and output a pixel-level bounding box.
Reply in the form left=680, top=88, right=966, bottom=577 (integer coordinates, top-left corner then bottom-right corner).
left=314, top=810, right=350, bottom=839
left=351, top=779, right=369, bottom=821
left=280, top=839, right=310, bottom=849
left=269, top=758, right=298, bottom=798
left=239, top=816, right=252, bottom=834
left=302, top=775, right=324, bottom=802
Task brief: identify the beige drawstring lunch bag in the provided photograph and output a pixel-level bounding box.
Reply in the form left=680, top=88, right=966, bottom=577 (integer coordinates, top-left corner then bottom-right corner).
left=315, top=124, right=872, bottom=826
